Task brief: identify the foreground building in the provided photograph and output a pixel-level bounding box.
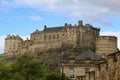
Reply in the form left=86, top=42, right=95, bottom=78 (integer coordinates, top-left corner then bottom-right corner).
left=61, top=50, right=120, bottom=80
left=61, top=50, right=105, bottom=80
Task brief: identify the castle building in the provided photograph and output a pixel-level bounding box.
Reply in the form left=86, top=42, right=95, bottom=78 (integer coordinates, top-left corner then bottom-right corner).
left=4, top=20, right=118, bottom=57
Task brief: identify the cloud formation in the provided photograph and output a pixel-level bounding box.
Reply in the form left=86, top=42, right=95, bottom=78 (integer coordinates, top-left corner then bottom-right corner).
left=0, top=0, right=120, bottom=26
left=0, top=36, right=5, bottom=53
left=14, top=15, right=43, bottom=21
left=28, top=16, right=43, bottom=21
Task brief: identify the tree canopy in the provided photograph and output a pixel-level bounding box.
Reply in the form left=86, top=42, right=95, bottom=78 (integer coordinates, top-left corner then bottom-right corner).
left=0, top=54, right=70, bottom=80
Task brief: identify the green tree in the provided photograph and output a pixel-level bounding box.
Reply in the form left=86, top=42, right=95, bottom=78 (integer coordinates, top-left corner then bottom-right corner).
left=46, top=72, right=70, bottom=80
left=0, top=61, right=12, bottom=80
left=11, top=54, right=46, bottom=80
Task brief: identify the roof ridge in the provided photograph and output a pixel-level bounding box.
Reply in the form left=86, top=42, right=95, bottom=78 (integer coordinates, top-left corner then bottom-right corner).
left=76, top=50, right=103, bottom=61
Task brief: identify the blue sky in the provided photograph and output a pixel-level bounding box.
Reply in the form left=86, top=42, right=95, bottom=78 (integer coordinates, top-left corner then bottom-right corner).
left=0, top=0, right=120, bottom=53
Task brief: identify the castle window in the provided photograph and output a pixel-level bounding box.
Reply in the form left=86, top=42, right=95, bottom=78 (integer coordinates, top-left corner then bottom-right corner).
left=49, top=35, right=51, bottom=40
left=44, top=35, right=47, bottom=41
left=53, top=34, right=55, bottom=39
left=57, top=34, right=59, bottom=40
left=85, top=68, right=90, bottom=73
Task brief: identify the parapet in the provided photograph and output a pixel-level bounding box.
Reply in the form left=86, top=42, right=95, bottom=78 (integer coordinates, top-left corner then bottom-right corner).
left=5, top=34, right=23, bottom=40
left=96, top=36, right=117, bottom=40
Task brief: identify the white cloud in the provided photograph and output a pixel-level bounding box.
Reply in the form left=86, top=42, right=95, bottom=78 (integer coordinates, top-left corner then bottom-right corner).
left=0, top=36, right=6, bottom=53
left=14, top=15, right=43, bottom=21
left=100, top=31, right=120, bottom=49
left=21, top=35, right=30, bottom=40
left=28, top=16, right=43, bottom=21
left=10, top=0, right=119, bottom=16
left=0, top=0, right=11, bottom=12
left=1, top=0, right=120, bottom=24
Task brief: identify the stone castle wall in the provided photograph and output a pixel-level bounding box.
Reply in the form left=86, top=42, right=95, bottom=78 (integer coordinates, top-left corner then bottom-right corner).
left=98, top=51, right=120, bottom=80
left=4, top=35, right=23, bottom=55
left=96, top=36, right=118, bottom=58
left=4, top=20, right=118, bottom=58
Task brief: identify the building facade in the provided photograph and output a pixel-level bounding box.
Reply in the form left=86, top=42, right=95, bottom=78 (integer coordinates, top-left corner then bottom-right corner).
left=60, top=50, right=105, bottom=80
left=60, top=48, right=120, bottom=80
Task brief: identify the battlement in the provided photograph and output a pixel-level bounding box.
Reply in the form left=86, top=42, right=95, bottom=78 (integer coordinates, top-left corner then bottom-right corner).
left=5, top=35, right=22, bottom=40
left=96, top=36, right=117, bottom=40
left=96, top=36, right=118, bottom=57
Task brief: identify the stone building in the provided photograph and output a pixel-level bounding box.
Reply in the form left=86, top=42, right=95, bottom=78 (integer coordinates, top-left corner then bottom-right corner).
left=4, top=20, right=118, bottom=57
left=99, top=51, right=120, bottom=80
left=60, top=50, right=120, bottom=80
left=60, top=50, right=105, bottom=80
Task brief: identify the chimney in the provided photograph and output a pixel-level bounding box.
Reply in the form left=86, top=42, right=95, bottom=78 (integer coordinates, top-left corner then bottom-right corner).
left=64, top=23, right=67, bottom=27
left=85, top=24, right=90, bottom=27
left=44, top=25, right=47, bottom=29
left=36, top=29, right=38, bottom=31
left=78, top=20, right=83, bottom=27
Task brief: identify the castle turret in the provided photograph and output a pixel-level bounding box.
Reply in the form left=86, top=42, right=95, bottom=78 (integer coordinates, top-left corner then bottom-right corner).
left=64, top=23, right=68, bottom=27
left=95, top=36, right=118, bottom=58
left=4, top=35, right=23, bottom=55
left=78, top=20, right=83, bottom=27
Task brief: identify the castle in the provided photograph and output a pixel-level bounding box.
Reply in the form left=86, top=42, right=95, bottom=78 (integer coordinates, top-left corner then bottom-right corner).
left=4, top=20, right=120, bottom=80
left=4, top=20, right=118, bottom=57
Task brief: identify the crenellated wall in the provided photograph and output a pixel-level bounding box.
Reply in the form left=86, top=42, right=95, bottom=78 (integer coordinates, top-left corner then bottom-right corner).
left=4, top=35, right=23, bottom=55
left=95, top=36, right=118, bottom=58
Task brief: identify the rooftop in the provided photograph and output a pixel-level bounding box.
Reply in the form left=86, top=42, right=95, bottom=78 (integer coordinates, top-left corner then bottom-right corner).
left=76, top=50, right=104, bottom=61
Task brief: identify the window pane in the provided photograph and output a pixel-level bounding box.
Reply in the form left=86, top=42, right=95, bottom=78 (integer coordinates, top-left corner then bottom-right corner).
left=44, top=35, right=46, bottom=40
left=85, top=68, right=90, bottom=73
left=57, top=34, right=59, bottom=39
left=69, top=67, right=75, bottom=79
left=53, top=34, right=55, bottom=39
left=70, top=74, right=75, bottom=78
left=49, top=35, right=51, bottom=40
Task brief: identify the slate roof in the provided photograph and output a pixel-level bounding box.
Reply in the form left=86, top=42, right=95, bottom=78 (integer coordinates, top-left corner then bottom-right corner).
left=76, top=50, right=104, bottom=61
left=31, top=26, right=65, bottom=35
left=43, top=26, right=65, bottom=33
left=31, top=30, right=43, bottom=35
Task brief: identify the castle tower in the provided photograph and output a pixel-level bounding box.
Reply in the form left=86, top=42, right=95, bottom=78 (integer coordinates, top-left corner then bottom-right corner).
left=95, top=36, right=118, bottom=58
left=4, top=35, right=23, bottom=55
left=76, top=21, right=100, bottom=51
